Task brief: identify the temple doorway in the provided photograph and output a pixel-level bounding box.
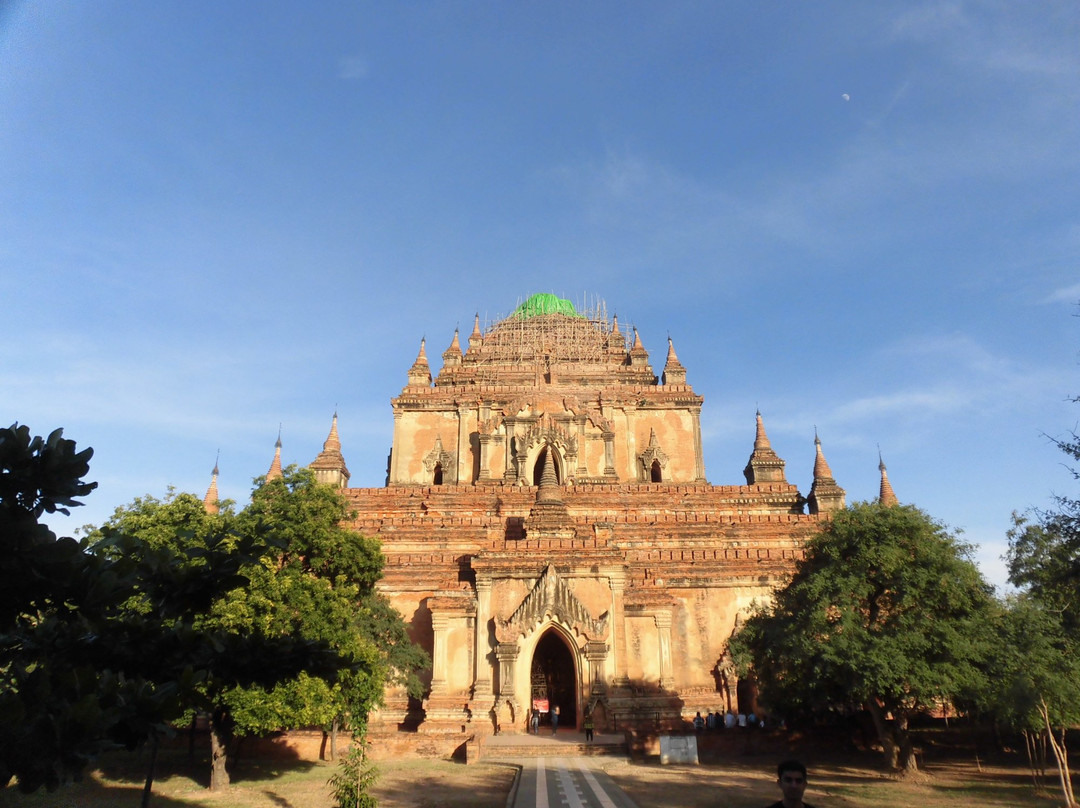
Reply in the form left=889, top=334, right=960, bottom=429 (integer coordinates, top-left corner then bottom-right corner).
left=530, top=629, right=577, bottom=729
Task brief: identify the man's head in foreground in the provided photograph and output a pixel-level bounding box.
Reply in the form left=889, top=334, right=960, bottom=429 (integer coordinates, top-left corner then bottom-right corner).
left=776, top=759, right=808, bottom=807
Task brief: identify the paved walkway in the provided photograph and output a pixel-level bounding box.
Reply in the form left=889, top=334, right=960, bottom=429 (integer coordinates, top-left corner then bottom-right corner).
left=508, top=756, right=639, bottom=808
left=484, top=731, right=638, bottom=808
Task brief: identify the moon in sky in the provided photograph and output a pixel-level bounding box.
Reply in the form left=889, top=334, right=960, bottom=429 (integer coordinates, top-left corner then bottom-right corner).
left=842, top=93, right=851, bottom=101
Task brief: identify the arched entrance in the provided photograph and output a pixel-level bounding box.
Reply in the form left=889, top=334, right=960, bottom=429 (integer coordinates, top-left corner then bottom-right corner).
left=650, top=459, right=662, bottom=482
left=530, top=629, right=577, bottom=730
left=531, top=445, right=562, bottom=485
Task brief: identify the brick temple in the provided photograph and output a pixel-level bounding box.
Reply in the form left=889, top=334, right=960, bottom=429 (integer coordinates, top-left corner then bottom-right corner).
left=236, top=294, right=898, bottom=751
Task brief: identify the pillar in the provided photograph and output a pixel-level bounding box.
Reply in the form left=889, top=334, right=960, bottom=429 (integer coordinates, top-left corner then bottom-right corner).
left=478, top=433, right=492, bottom=482
left=655, top=612, right=673, bottom=691
left=607, top=567, right=629, bottom=687
left=390, top=410, right=403, bottom=483
left=603, top=431, right=616, bottom=478
left=430, top=613, right=449, bottom=694
left=692, top=406, right=706, bottom=482
left=473, top=577, right=493, bottom=699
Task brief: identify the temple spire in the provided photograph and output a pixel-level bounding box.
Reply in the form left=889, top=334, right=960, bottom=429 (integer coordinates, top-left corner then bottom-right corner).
left=467, top=313, right=483, bottom=353
left=812, top=431, right=833, bottom=481
left=266, top=428, right=283, bottom=481
left=203, top=454, right=220, bottom=514
left=407, top=338, right=432, bottom=387
left=878, top=451, right=898, bottom=506
left=662, top=336, right=687, bottom=385
left=537, top=447, right=560, bottom=500
left=442, top=329, right=463, bottom=367
left=628, top=327, right=650, bottom=368
left=310, top=412, right=351, bottom=488
left=743, top=410, right=786, bottom=484
left=526, top=446, right=572, bottom=536
left=807, top=430, right=845, bottom=514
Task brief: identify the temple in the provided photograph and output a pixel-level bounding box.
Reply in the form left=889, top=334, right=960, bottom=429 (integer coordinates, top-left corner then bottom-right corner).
left=223, top=295, right=876, bottom=752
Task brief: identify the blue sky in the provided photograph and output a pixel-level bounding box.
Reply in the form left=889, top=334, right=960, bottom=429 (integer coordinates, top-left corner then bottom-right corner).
left=3, top=2, right=1078, bottom=589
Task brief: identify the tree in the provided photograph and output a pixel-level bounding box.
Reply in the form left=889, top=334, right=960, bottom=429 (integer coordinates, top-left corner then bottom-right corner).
left=976, top=594, right=1080, bottom=804
left=1004, top=375, right=1080, bottom=807
left=730, top=501, right=996, bottom=773
left=1, top=424, right=347, bottom=802
left=96, top=467, right=427, bottom=790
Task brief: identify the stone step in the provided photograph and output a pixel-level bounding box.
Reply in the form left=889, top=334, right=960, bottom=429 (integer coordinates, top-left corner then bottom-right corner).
left=480, top=733, right=627, bottom=760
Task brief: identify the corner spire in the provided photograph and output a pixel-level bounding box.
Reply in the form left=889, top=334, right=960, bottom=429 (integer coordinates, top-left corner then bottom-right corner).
left=807, top=430, right=845, bottom=514
left=467, top=313, right=483, bottom=353
left=267, top=428, right=283, bottom=481
left=203, top=453, right=220, bottom=514
left=662, top=336, right=687, bottom=385
left=407, top=338, right=432, bottom=387
left=743, top=410, right=786, bottom=485
left=878, top=450, right=898, bottom=506
left=442, top=329, right=463, bottom=367
left=628, top=327, right=651, bottom=369
left=310, top=412, right=351, bottom=488
left=812, top=431, right=833, bottom=481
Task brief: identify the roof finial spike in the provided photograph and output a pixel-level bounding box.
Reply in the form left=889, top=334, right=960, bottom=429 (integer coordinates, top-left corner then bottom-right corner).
left=267, top=427, right=284, bottom=481
left=204, top=453, right=221, bottom=514
left=813, top=429, right=833, bottom=481
left=754, top=410, right=771, bottom=450
left=878, top=447, right=899, bottom=506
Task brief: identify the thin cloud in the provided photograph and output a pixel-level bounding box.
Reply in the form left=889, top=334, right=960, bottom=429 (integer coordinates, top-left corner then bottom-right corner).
left=338, top=55, right=368, bottom=80
left=1044, top=282, right=1080, bottom=304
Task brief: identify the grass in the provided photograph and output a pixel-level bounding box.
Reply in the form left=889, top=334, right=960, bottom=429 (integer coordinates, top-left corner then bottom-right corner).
left=0, top=738, right=1070, bottom=808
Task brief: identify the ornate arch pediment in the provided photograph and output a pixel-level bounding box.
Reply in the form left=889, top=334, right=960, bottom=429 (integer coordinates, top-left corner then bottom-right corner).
left=423, top=435, right=455, bottom=482
left=496, top=564, right=608, bottom=643
left=522, top=416, right=578, bottom=455
left=639, top=428, right=669, bottom=481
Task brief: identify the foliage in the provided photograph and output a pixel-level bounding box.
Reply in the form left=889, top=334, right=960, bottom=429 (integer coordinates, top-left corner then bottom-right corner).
left=0, top=426, right=355, bottom=796
left=94, top=466, right=427, bottom=789
left=1003, top=377, right=1080, bottom=808
left=328, top=737, right=379, bottom=808
left=731, top=501, right=996, bottom=772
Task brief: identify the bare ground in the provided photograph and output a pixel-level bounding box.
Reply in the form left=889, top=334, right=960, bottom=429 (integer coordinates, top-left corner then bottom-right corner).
left=0, top=744, right=1069, bottom=808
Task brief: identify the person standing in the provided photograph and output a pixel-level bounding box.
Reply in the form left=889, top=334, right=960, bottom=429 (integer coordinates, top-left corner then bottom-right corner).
left=551, top=705, right=560, bottom=735
left=766, top=759, right=817, bottom=808
left=530, top=708, right=540, bottom=734
left=583, top=710, right=594, bottom=742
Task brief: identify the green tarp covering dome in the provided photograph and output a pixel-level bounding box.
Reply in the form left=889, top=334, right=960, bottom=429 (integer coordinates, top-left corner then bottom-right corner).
left=511, top=293, right=580, bottom=319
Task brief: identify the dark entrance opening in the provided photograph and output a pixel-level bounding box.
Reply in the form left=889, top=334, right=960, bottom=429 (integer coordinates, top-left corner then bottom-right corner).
left=530, top=630, right=577, bottom=730
left=532, top=446, right=561, bottom=486
left=650, top=460, right=662, bottom=482
left=433, top=463, right=443, bottom=485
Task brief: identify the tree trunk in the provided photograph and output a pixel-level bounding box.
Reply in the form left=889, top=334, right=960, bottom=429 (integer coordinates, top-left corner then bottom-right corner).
left=894, top=711, right=918, bottom=773
left=330, top=716, right=340, bottom=761
left=320, top=730, right=328, bottom=761
left=209, top=707, right=232, bottom=791
left=140, top=730, right=159, bottom=808
left=865, top=701, right=899, bottom=770
left=1039, top=700, right=1077, bottom=808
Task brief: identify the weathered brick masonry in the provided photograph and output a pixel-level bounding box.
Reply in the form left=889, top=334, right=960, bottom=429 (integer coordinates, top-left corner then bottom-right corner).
left=292, top=294, right=856, bottom=753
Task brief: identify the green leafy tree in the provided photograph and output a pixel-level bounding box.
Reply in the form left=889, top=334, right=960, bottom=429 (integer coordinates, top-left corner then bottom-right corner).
left=731, top=501, right=996, bottom=773
left=225, top=468, right=427, bottom=762
left=96, top=467, right=427, bottom=790
left=977, top=594, right=1080, bottom=803
left=1004, top=375, right=1080, bottom=807
left=1, top=425, right=328, bottom=799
